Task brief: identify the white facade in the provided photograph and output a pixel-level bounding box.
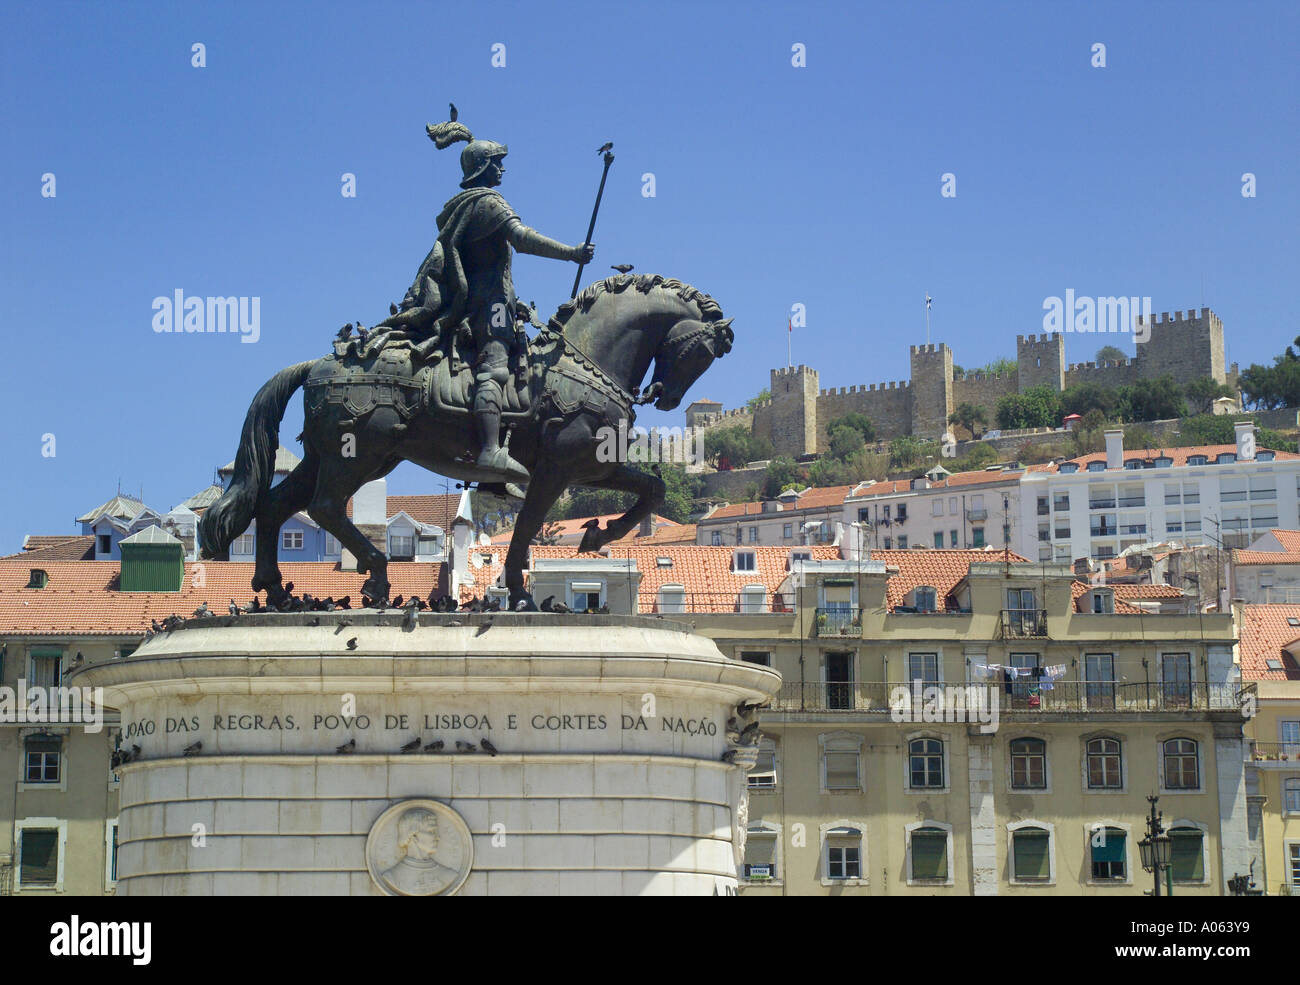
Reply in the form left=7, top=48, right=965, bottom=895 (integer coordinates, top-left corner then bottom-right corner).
left=842, top=471, right=1026, bottom=553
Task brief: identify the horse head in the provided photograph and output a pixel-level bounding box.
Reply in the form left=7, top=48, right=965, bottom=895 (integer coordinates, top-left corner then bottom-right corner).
left=646, top=316, right=734, bottom=411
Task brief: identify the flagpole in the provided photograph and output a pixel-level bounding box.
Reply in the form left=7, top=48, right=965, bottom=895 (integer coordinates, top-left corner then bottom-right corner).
left=787, top=318, right=792, bottom=368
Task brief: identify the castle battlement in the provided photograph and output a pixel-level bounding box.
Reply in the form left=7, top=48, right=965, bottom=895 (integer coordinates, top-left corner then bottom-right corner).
left=909, top=343, right=950, bottom=356
left=1068, top=359, right=1133, bottom=372
left=960, top=372, right=1010, bottom=383
left=1135, top=307, right=1220, bottom=327
left=1017, top=332, right=1063, bottom=346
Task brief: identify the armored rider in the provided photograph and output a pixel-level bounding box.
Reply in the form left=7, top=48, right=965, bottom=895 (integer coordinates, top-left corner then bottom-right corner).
left=396, top=110, right=594, bottom=488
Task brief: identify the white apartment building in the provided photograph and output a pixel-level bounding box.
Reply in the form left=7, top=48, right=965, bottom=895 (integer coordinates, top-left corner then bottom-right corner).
left=1019, top=424, right=1300, bottom=565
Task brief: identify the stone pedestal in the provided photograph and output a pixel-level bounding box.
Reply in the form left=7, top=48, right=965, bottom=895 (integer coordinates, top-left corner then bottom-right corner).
left=72, top=613, right=778, bottom=896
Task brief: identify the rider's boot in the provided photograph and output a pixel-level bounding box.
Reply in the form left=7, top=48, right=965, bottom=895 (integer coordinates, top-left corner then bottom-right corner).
left=474, top=376, right=530, bottom=484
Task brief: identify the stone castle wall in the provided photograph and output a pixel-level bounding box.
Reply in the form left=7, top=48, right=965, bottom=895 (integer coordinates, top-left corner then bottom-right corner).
left=815, top=380, right=912, bottom=452
left=1064, top=358, right=1142, bottom=389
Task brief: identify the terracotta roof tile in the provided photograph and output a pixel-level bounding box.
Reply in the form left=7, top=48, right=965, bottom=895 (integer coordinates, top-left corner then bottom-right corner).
left=1069, top=579, right=1184, bottom=613
left=706, top=485, right=853, bottom=519
left=1061, top=443, right=1298, bottom=470
left=1238, top=604, right=1300, bottom=681
left=869, top=549, right=1032, bottom=612
left=0, top=560, right=448, bottom=636
left=1, top=536, right=96, bottom=561
left=1233, top=530, right=1300, bottom=565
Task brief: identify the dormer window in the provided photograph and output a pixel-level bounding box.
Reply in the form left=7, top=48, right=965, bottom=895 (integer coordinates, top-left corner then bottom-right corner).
left=1154, top=457, right=1172, bottom=468
left=738, top=584, right=768, bottom=613
left=1216, top=453, right=1236, bottom=464
left=1091, top=590, right=1114, bottom=614
left=1187, top=455, right=1207, bottom=466
left=1087, top=461, right=1104, bottom=472
left=656, top=556, right=673, bottom=568
left=657, top=584, right=686, bottom=613
left=1123, top=459, right=1143, bottom=470
left=913, top=586, right=938, bottom=613
left=1257, top=451, right=1275, bottom=462
left=789, top=549, right=811, bottom=566
left=26, top=569, right=48, bottom=589
left=568, top=581, right=604, bottom=612
left=1059, top=463, right=1079, bottom=474
left=733, top=550, right=757, bottom=573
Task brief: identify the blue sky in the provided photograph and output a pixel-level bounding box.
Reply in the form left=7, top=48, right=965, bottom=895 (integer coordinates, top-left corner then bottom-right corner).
left=2, top=0, right=1297, bottom=551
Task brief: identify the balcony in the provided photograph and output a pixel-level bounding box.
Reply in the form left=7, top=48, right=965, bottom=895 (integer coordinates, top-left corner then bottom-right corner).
left=1001, top=608, right=1048, bottom=638
left=816, top=607, right=862, bottom=637
left=1088, top=498, right=1117, bottom=510
left=769, top=681, right=1247, bottom=715
left=638, top=591, right=795, bottom=614
left=1248, top=740, right=1300, bottom=767
left=1117, top=496, right=1146, bottom=508
left=966, top=508, right=988, bottom=522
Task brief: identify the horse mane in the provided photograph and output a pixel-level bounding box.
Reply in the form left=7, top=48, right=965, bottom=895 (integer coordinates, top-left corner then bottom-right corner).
left=552, top=273, right=724, bottom=327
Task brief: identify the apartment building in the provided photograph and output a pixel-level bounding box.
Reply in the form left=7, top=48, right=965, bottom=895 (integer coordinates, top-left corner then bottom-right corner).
left=696, top=485, right=852, bottom=548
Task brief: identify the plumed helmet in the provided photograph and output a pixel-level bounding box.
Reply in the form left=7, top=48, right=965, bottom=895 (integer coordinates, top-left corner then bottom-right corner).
left=458, top=139, right=508, bottom=187
left=425, top=104, right=507, bottom=188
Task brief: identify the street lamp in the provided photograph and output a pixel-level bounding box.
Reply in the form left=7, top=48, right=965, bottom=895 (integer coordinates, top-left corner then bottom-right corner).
left=1138, top=795, right=1173, bottom=896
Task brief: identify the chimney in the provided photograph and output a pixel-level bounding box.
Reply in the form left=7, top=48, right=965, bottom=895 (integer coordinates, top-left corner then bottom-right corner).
left=1104, top=429, right=1124, bottom=470
left=449, top=489, right=475, bottom=596
left=639, top=515, right=654, bottom=537
left=341, top=478, right=387, bottom=571
left=1234, top=421, right=1256, bottom=461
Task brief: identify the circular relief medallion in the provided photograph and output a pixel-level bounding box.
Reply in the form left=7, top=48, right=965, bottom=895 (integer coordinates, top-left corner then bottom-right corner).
left=365, top=799, right=474, bottom=896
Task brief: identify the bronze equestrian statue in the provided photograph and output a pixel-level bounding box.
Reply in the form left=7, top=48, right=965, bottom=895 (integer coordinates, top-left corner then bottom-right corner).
left=199, top=114, right=732, bottom=609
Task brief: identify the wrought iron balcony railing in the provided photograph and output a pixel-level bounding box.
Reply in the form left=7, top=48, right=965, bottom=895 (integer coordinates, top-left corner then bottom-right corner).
left=1001, top=608, right=1048, bottom=638
left=815, top=607, right=862, bottom=637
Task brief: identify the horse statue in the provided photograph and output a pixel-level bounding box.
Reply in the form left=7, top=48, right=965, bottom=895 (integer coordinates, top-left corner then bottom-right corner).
left=199, top=273, right=733, bottom=609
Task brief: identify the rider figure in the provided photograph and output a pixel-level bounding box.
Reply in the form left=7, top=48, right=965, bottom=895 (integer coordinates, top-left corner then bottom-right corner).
left=399, top=112, right=594, bottom=488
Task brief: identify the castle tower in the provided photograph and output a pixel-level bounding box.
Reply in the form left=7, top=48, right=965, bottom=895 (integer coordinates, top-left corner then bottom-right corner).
left=1135, top=308, right=1226, bottom=384
left=1017, top=333, right=1065, bottom=392
left=768, top=365, right=819, bottom=458
left=909, top=343, right=954, bottom=440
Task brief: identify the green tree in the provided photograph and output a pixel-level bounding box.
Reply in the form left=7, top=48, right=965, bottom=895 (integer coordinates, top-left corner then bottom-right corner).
left=952, top=441, right=997, bottom=471
left=746, top=387, right=771, bottom=411
left=888, top=435, right=939, bottom=471
left=1059, top=382, right=1121, bottom=420
left=1119, top=375, right=1185, bottom=422
left=828, top=424, right=865, bottom=460
left=980, top=356, right=1017, bottom=376
left=1096, top=344, right=1127, bottom=364
left=761, top=457, right=804, bottom=498
left=1182, top=377, right=1236, bottom=414
left=995, top=385, right=1060, bottom=430
left=947, top=402, right=988, bottom=438
left=703, top=424, right=772, bottom=470
left=826, top=412, right=876, bottom=444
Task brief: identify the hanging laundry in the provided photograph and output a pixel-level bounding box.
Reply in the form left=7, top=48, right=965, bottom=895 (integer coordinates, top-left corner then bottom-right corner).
left=1039, top=677, right=1054, bottom=691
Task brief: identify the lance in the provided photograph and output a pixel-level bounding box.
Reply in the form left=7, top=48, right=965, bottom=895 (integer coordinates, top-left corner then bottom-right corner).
left=571, top=145, right=615, bottom=299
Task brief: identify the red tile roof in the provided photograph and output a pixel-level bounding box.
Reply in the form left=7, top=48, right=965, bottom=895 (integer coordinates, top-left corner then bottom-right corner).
left=1238, top=604, right=1300, bottom=681
left=530, top=544, right=839, bottom=612
left=0, top=560, right=449, bottom=636
left=1, top=536, right=96, bottom=562
left=1233, top=529, right=1300, bottom=565
left=848, top=466, right=1052, bottom=499
left=705, top=485, right=853, bottom=520
left=490, top=513, right=687, bottom=547
left=1062, top=443, right=1299, bottom=470
left=1069, top=579, right=1186, bottom=613
left=869, top=548, right=1032, bottom=612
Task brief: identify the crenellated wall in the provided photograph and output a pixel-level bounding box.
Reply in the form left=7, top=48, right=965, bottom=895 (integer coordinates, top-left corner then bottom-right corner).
left=1064, top=358, right=1141, bottom=389
left=816, top=380, right=913, bottom=451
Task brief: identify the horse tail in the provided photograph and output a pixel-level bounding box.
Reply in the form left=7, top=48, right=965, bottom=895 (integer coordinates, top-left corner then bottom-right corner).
left=199, top=360, right=316, bottom=557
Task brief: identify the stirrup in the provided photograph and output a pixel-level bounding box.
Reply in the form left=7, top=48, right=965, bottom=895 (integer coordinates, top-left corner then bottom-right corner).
left=476, top=446, right=530, bottom=483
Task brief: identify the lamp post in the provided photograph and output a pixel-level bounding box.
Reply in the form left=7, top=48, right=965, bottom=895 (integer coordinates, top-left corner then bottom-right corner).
left=1138, top=795, right=1173, bottom=897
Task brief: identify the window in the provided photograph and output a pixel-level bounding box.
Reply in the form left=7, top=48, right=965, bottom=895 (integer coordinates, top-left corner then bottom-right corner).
left=1008, top=652, right=1040, bottom=701
left=1086, top=737, right=1122, bottom=788
left=932, top=499, right=943, bottom=516
left=1053, top=493, right=1069, bottom=511
left=914, top=586, right=937, bottom=612
left=324, top=533, right=342, bottom=556
left=733, top=550, right=756, bottom=572
left=25, top=735, right=61, bottom=783
left=822, top=735, right=862, bottom=791
left=657, top=585, right=686, bottom=613
left=908, top=825, right=949, bottom=882
left=710, top=530, right=721, bottom=546
left=740, top=650, right=771, bottom=667
left=1090, top=826, right=1127, bottom=881
left=1169, top=826, right=1205, bottom=882
left=909, top=738, right=944, bottom=789
left=882, top=537, right=891, bottom=549
left=907, top=652, right=940, bottom=685
left=282, top=529, right=304, bottom=551
left=933, top=531, right=945, bottom=548
left=1284, top=778, right=1300, bottom=815
left=1161, top=653, right=1192, bottom=708
left=1055, top=522, right=1070, bottom=539
left=749, top=738, right=777, bottom=789
left=1281, top=720, right=1300, bottom=746
left=949, top=529, right=958, bottom=547
left=1011, top=825, right=1051, bottom=882
left=98, top=534, right=112, bottom=554
left=232, top=532, right=254, bottom=555
left=388, top=532, right=413, bottom=558
left=782, top=523, right=793, bottom=538
left=17, top=824, right=62, bottom=890
left=1163, top=739, right=1199, bottom=790
left=29, top=649, right=62, bottom=689
left=1037, top=496, right=1049, bottom=516
left=858, top=508, right=870, bottom=523
left=898, top=535, right=908, bottom=549
left=825, top=652, right=854, bottom=710
left=896, top=505, right=907, bottom=522
left=416, top=534, right=440, bottom=556
left=1290, top=843, right=1300, bottom=891
left=570, top=581, right=603, bottom=612
left=106, top=819, right=119, bottom=888
left=748, top=526, right=758, bottom=544
left=824, top=826, right=862, bottom=881
left=972, top=527, right=985, bottom=547
left=742, top=823, right=779, bottom=882
left=738, top=584, right=767, bottom=613
left=1010, top=738, right=1046, bottom=789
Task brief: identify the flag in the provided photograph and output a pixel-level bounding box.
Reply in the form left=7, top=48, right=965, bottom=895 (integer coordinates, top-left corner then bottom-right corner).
left=788, top=317, right=792, bottom=333
left=925, top=295, right=933, bottom=310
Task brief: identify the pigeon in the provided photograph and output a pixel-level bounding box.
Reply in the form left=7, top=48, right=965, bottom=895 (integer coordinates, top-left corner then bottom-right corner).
left=400, top=737, right=421, bottom=754
left=249, top=596, right=263, bottom=613
left=423, top=739, right=444, bottom=753
left=551, top=599, right=571, bottom=614
left=336, top=738, right=355, bottom=755
left=132, top=745, right=141, bottom=757
left=403, top=598, right=419, bottom=630
left=389, top=301, right=399, bottom=316
left=513, top=598, right=530, bottom=611
left=726, top=717, right=740, bottom=731
left=481, top=738, right=499, bottom=757
left=310, top=616, right=320, bottom=627
left=337, top=596, right=352, bottom=610
left=183, top=740, right=202, bottom=757
left=357, top=326, right=369, bottom=347
left=151, top=618, right=164, bottom=633
left=336, top=323, right=352, bottom=341
left=71, top=651, right=85, bottom=667
left=736, top=701, right=763, bottom=716
left=596, top=603, right=610, bottom=614
left=610, top=264, right=634, bottom=274
left=738, top=721, right=762, bottom=744
left=596, top=142, right=613, bottom=155
left=193, top=602, right=212, bottom=619
left=392, top=595, right=404, bottom=608
left=346, top=637, right=358, bottom=650
left=720, top=749, right=738, bottom=764
left=455, top=740, right=477, bottom=753
left=449, top=102, right=458, bottom=122
left=284, top=581, right=294, bottom=594
left=336, top=618, right=352, bottom=631
left=228, top=599, right=240, bottom=616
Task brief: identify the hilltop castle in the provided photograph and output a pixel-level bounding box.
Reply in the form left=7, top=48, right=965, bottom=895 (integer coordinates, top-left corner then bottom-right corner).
left=686, top=307, right=1238, bottom=458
